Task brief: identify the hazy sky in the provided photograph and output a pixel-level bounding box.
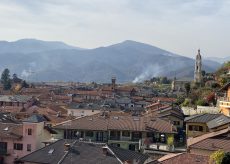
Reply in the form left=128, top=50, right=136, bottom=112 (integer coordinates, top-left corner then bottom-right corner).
left=0, top=0, right=229, bottom=58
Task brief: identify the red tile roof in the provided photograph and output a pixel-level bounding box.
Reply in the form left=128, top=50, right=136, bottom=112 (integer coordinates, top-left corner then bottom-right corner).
left=158, top=153, right=209, bottom=164
left=54, top=114, right=177, bottom=133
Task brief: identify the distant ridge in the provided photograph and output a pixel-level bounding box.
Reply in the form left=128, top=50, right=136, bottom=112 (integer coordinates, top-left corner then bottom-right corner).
left=0, top=38, right=83, bottom=54
left=0, top=39, right=221, bottom=83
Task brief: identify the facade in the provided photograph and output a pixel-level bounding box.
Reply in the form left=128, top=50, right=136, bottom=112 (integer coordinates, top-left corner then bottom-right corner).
left=219, top=82, right=230, bottom=116
left=171, top=78, right=192, bottom=92
left=194, top=49, right=202, bottom=83
left=53, top=112, right=177, bottom=152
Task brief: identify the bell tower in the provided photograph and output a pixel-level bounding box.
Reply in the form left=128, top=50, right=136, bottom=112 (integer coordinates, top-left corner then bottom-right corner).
left=111, top=77, right=116, bottom=91
left=194, top=49, right=202, bottom=83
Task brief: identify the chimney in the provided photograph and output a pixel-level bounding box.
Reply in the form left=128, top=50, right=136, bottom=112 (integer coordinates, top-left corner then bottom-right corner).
left=102, top=146, right=108, bottom=156
left=64, top=143, right=70, bottom=151
left=124, top=160, right=132, bottom=164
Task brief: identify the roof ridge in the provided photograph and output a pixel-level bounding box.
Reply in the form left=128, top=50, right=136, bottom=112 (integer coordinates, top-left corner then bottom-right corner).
left=187, top=127, right=230, bottom=147
left=18, top=139, right=64, bottom=161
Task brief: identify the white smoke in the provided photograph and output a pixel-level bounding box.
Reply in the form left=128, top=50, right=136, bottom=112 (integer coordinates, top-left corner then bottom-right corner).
left=20, top=62, right=37, bottom=80
left=21, top=69, right=32, bottom=79
left=132, top=64, right=162, bottom=83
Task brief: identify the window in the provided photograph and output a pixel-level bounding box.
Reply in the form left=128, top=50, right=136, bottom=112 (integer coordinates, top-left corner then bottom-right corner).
left=27, top=144, right=31, bottom=152
left=189, top=125, right=203, bottom=132
left=85, top=131, right=94, bottom=137
left=28, top=129, right=32, bottom=135
left=0, top=142, right=7, bottom=154
left=173, top=121, right=180, bottom=126
left=129, top=144, right=136, bottom=151
left=194, top=126, right=199, bottom=131
left=111, top=143, right=120, bottom=147
left=122, top=131, right=130, bottom=137
left=14, top=143, right=23, bottom=150
left=199, top=126, right=203, bottom=131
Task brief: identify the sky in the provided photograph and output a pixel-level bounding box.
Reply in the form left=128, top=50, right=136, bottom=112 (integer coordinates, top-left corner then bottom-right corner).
left=0, top=0, right=229, bottom=58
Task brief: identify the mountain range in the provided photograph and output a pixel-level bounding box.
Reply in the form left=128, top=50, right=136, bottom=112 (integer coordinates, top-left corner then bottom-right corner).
left=0, top=39, right=223, bottom=83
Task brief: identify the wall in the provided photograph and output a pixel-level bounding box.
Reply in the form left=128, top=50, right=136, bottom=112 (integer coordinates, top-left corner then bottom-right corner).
left=67, top=108, right=100, bottom=117
left=220, top=106, right=230, bottom=116
left=186, top=123, right=208, bottom=138
left=182, top=106, right=219, bottom=115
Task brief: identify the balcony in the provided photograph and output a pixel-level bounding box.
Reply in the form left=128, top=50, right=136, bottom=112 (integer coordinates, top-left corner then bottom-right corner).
left=219, top=97, right=230, bottom=107
left=219, top=97, right=230, bottom=102
left=140, top=138, right=174, bottom=152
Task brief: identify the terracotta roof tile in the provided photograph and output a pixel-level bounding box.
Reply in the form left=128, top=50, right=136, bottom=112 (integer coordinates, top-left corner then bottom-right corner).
left=158, top=153, right=209, bottom=164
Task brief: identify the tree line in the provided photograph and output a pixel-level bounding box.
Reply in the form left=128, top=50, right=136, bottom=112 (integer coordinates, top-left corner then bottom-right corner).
left=0, top=68, right=29, bottom=90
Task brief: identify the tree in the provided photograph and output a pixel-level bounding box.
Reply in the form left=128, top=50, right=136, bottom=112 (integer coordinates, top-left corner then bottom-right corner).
left=184, top=83, right=191, bottom=97
left=175, top=95, right=185, bottom=106
left=210, top=150, right=225, bottom=164
left=206, top=92, right=217, bottom=106
left=12, top=73, right=22, bottom=83
left=1, top=68, right=11, bottom=90
left=222, top=152, right=230, bottom=164
left=21, top=80, right=29, bottom=88
left=201, top=70, right=206, bottom=77
left=196, top=99, right=208, bottom=106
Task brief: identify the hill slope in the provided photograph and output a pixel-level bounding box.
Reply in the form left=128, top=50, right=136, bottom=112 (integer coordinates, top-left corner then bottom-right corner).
left=0, top=39, right=221, bottom=83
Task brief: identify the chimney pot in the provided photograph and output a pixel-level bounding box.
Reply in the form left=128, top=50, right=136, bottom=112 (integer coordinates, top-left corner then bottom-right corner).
left=102, top=146, right=108, bottom=156
left=64, top=143, right=70, bottom=151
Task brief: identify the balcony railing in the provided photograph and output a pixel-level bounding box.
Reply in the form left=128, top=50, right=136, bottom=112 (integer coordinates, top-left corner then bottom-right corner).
left=219, top=97, right=230, bottom=102
left=109, top=136, right=141, bottom=142
left=109, top=136, right=120, bottom=140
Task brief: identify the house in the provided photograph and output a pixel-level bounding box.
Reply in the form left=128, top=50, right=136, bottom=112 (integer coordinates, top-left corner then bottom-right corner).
left=184, top=113, right=229, bottom=138
left=66, top=103, right=101, bottom=117
left=116, top=97, right=133, bottom=108
left=53, top=112, right=177, bottom=152
left=145, top=103, right=185, bottom=146
left=0, top=95, right=34, bottom=109
left=219, top=82, right=230, bottom=116
left=17, top=139, right=150, bottom=164
left=187, top=127, right=230, bottom=157
left=171, top=78, right=192, bottom=92
left=0, top=113, right=56, bottom=164
left=145, top=103, right=184, bottom=129
left=72, top=90, right=101, bottom=101
left=152, top=97, right=176, bottom=105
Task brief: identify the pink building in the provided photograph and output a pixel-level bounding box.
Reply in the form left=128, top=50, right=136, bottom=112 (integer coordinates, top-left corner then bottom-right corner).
left=0, top=113, right=56, bottom=164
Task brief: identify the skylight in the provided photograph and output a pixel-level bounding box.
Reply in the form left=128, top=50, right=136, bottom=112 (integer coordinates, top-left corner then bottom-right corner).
left=48, top=149, right=54, bottom=154
left=133, top=117, right=140, bottom=121
left=113, top=116, right=119, bottom=120
left=3, top=127, right=9, bottom=131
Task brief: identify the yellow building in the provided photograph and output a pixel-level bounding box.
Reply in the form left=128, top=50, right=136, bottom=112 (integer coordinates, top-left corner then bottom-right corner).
left=184, top=113, right=223, bottom=138
left=219, top=82, right=230, bottom=116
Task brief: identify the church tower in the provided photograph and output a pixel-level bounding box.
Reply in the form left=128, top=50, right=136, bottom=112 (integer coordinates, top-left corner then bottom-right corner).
left=194, top=49, right=202, bottom=83
left=111, top=77, right=116, bottom=91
